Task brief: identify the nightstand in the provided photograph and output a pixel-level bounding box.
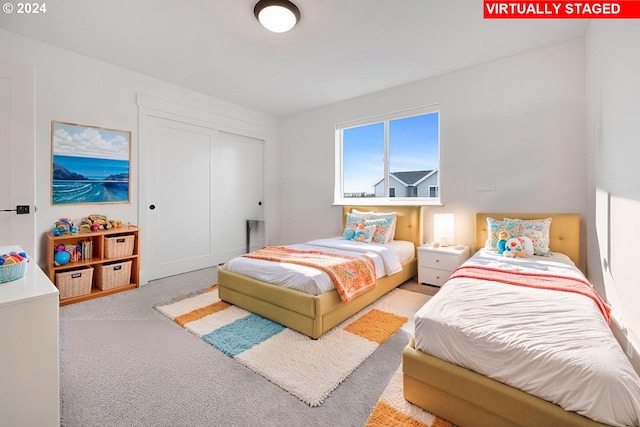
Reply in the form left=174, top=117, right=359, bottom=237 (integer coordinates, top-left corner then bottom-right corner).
left=418, top=245, right=470, bottom=287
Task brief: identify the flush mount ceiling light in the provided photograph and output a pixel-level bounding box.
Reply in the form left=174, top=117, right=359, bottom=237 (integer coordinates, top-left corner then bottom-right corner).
left=254, top=0, right=301, bottom=33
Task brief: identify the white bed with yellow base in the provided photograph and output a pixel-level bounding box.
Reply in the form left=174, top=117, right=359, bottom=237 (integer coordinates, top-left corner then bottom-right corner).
left=403, top=213, right=640, bottom=427
left=218, top=205, right=423, bottom=339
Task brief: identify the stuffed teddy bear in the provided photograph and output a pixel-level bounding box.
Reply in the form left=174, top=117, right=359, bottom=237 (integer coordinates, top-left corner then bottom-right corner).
left=504, top=237, right=528, bottom=258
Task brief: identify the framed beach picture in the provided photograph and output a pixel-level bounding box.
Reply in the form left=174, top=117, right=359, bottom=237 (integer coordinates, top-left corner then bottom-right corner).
left=51, top=121, right=131, bottom=205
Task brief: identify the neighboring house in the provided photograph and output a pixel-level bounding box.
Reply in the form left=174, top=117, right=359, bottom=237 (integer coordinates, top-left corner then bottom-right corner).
left=373, top=170, right=438, bottom=198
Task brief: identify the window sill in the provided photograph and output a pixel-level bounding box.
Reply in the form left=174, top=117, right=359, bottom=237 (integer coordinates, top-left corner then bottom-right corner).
left=333, top=198, right=442, bottom=207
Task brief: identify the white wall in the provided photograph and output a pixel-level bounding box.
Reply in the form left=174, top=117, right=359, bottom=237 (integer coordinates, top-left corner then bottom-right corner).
left=586, top=21, right=640, bottom=363
left=280, top=39, right=587, bottom=265
left=0, top=29, right=281, bottom=272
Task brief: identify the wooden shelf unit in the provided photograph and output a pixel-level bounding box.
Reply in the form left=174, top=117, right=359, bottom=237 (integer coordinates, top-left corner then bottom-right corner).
left=45, top=226, right=139, bottom=306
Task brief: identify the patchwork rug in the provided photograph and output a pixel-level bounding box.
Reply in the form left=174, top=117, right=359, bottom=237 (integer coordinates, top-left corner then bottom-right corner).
left=366, top=366, right=454, bottom=427
left=156, top=285, right=430, bottom=407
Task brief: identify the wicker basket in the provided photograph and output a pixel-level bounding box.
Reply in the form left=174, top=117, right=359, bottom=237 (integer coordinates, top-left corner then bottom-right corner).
left=104, top=234, right=135, bottom=259
left=0, top=259, right=28, bottom=284
left=95, top=260, right=132, bottom=290
left=56, top=267, right=93, bottom=299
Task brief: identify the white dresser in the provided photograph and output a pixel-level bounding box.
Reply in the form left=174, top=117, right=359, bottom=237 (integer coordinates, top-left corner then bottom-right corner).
left=418, top=245, right=470, bottom=287
left=0, top=245, right=60, bottom=427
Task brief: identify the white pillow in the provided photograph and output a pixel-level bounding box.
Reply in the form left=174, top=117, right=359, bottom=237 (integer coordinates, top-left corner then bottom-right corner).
left=350, top=209, right=374, bottom=218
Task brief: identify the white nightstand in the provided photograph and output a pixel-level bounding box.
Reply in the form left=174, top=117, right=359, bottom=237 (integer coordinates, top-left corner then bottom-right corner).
left=418, top=245, right=470, bottom=287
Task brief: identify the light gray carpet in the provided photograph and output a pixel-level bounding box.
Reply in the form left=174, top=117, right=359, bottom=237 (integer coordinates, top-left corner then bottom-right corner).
left=59, top=268, right=436, bottom=427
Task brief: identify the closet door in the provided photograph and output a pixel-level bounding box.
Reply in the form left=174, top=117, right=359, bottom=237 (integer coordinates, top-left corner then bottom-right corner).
left=215, top=131, right=264, bottom=261
left=146, top=116, right=218, bottom=281
left=144, top=115, right=264, bottom=282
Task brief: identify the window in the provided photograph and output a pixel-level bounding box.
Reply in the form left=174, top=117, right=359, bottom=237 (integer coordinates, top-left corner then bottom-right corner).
left=335, top=105, right=440, bottom=205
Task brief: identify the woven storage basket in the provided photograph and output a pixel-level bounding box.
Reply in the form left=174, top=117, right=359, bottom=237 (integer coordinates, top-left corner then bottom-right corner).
left=104, top=234, right=135, bottom=259
left=0, top=259, right=28, bottom=284
left=56, top=267, right=93, bottom=299
left=95, top=260, right=132, bottom=290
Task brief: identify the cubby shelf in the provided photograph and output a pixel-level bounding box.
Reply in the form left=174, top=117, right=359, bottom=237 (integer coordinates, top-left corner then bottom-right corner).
left=45, top=226, right=140, bottom=306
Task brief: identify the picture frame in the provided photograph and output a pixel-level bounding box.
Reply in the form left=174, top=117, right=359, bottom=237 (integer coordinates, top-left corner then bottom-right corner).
left=51, top=121, right=131, bottom=205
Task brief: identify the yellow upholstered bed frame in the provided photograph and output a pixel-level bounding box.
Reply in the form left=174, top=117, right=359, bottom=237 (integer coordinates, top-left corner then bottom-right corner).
left=218, top=206, right=423, bottom=339
left=403, top=213, right=608, bottom=427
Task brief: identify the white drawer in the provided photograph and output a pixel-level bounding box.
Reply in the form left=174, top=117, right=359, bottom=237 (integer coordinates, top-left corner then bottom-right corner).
left=418, top=267, right=449, bottom=286
left=419, top=251, right=460, bottom=271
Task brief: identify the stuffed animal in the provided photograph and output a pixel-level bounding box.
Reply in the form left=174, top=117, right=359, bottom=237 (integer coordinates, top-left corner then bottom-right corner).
left=497, top=230, right=509, bottom=254
left=519, top=236, right=535, bottom=257
left=79, top=214, right=114, bottom=233
left=504, top=237, right=528, bottom=258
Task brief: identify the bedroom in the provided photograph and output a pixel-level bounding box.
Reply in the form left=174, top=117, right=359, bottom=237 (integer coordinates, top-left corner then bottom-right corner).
left=1, top=1, right=639, bottom=426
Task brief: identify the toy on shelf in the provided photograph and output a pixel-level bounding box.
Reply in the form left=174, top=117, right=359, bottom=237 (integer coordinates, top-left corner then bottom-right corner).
left=53, top=250, right=71, bottom=266
left=79, top=214, right=125, bottom=233
left=53, top=218, right=76, bottom=236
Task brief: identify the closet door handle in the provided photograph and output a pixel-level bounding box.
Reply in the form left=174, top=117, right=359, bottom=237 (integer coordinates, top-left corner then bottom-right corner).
left=149, top=204, right=156, bottom=210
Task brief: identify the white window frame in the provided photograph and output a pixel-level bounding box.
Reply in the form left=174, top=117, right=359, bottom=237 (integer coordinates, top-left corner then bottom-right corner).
left=334, top=104, right=441, bottom=206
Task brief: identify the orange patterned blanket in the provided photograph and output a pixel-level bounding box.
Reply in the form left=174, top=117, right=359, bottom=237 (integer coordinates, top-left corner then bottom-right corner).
left=449, top=265, right=611, bottom=323
left=243, top=246, right=376, bottom=303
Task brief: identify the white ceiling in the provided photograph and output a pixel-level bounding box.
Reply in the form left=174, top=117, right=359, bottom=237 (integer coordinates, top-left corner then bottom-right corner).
left=0, top=0, right=589, bottom=117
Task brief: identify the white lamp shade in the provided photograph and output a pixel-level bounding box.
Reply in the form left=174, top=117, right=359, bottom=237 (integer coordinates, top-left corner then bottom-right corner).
left=255, top=1, right=300, bottom=33
left=434, top=213, right=455, bottom=246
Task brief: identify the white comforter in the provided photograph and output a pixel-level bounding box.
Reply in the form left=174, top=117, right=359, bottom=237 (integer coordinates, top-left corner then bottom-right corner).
left=223, top=237, right=412, bottom=296
left=414, top=250, right=640, bottom=427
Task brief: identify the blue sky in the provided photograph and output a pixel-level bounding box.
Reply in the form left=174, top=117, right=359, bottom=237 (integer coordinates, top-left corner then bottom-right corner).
left=342, top=112, right=439, bottom=193
left=52, top=122, right=130, bottom=161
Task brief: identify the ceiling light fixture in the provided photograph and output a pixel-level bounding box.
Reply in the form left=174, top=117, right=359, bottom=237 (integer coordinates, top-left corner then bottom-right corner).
left=254, top=0, right=301, bottom=33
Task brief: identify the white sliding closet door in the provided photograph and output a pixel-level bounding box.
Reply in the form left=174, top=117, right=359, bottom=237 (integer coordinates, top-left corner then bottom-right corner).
left=144, top=115, right=264, bottom=281
left=146, top=117, right=218, bottom=280
left=215, top=131, right=264, bottom=261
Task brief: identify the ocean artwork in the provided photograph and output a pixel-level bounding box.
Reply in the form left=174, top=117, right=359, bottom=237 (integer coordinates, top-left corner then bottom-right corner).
left=51, top=121, right=131, bottom=204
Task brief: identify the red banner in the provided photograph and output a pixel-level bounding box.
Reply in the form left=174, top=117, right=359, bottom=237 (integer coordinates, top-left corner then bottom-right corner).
left=484, top=1, right=640, bottom=18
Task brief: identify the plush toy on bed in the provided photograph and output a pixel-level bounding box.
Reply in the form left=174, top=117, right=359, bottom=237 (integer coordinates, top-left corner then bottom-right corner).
left=503, top=237, right=528, bottom=258
left=497, top=230, right=509, bottom=254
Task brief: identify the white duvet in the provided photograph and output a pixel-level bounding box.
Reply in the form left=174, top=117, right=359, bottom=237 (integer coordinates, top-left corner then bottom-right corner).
left=414, top=249, right=640, bottom=427
left=222, top=237, right=413, bottom=296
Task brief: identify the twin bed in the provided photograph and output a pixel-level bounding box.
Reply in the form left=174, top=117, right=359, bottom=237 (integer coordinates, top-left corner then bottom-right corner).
left=218, top=209, right=640, bottom=427
left=218, top=205, right=423, bottom=339
left=403, top=213, right=640, bottom=427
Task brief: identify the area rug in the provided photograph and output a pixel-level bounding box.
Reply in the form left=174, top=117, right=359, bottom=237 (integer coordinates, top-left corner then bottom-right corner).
left=365, top=366, right=454, bottom=427
left=155, top=285, right=430, bottom=407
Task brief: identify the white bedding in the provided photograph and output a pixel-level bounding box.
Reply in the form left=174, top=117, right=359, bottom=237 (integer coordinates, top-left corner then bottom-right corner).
left=223, top=237, right=414, bottom=296
left=414, top=249, right=640, bottom=427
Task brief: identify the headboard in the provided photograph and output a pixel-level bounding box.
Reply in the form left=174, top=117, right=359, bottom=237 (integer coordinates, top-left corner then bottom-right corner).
left=474, top=213, right=581, bottom=267
left=342, top=206, right=424, bottom=251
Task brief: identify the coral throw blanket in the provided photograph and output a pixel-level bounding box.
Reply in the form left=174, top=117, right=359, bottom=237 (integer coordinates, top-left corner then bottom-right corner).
left=243, top=246, right=377, bottom=303
left=449, top=265, right=611, bottom=323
